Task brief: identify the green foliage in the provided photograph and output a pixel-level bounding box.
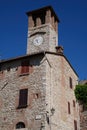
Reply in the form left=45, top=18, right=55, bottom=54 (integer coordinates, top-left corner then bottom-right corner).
left=74, top=85, right=87, bottom=107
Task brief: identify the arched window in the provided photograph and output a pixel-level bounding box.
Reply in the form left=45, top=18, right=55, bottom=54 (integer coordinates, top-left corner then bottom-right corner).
left=16, top=122, right=25, bottom=129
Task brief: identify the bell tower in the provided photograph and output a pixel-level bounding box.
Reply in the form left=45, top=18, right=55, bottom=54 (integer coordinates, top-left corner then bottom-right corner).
left=26, top=6, right=59, bottom=54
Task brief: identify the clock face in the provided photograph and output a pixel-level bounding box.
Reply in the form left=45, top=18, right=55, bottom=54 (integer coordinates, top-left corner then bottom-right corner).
left=33, top=36, right=43, bottom=46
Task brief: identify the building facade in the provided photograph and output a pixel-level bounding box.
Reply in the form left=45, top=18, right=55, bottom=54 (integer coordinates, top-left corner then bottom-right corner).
left=78, top=80, right=87, bottom=130
left=0, top=6, right=80, bottom=130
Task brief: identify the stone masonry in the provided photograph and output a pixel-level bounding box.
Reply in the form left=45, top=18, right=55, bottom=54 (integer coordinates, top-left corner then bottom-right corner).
left=80, top=111, right=87, bottom=130
left=0, top=6, right=80, bottom=130
left=0, top=54, right=46, bottom=130
left=0, top=52, right=80, bottom=130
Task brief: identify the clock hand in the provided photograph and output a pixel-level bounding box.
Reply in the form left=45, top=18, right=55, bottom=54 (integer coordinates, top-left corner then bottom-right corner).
left=36, top=39, right=38, bottom=43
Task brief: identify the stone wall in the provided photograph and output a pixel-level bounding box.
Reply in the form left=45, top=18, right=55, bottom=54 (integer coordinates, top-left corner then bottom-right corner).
left=27, top=24, right=58, bottom=55
left=80, top=111, right=87, bottom=130
left=0, top=54, right=47, bottom=130
left=0, top=52, right=80, bottom=130
left=45, top=53, right=80, bottom=130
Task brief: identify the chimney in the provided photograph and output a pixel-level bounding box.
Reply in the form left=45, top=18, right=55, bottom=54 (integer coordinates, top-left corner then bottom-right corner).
left=56, top=46, right=64, bottom=54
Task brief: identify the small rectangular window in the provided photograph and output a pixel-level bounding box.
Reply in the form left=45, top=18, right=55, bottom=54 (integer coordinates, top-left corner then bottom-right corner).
left=68, top=102, right=71, bottom=114
left=69, top=77, right=73, bottom=89
left=74, top=120, right=77, bottom=130
left=21, top=60, right=29, bottom=74
left=20, top=60, right=33, bottom=75
left=18, top=88, right=28, bottom=109
left=73, top=100, right=75, bottom=107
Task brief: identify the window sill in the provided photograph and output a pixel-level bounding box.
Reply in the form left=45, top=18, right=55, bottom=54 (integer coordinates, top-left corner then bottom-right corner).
left=19, top=73, right=29, bottom=76
left=16, top=128, right=28, bottom=130
left=17, top=105, right=28, bottom=109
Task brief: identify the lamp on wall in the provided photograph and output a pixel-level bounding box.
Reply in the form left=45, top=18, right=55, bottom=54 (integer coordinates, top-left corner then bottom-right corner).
left=40, top=121, right=45, bottom=130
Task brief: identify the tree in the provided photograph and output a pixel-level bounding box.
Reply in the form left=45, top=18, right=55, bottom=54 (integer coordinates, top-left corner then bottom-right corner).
left=74, top=85, right=87, bottom=110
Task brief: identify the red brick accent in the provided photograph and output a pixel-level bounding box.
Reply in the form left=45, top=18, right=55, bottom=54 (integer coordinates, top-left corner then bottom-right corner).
left=36, top=17, right=41, bottom=26
left=51, top=15, right=55, bottom=27
left=45, top=9, right=51, bottom=23
left=28, top=15, right=34, bottom=28
left=0, top=71, right=5, bottom=80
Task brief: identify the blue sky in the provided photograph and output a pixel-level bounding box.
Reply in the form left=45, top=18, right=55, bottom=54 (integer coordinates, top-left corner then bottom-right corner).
left=0, top=0, right=87, bottom=80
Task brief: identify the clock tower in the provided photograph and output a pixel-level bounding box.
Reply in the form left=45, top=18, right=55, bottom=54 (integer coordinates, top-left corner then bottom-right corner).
left=26, top=6, right=59, bottom=54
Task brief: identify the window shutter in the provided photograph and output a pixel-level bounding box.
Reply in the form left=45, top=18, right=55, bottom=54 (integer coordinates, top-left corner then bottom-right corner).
left=21, top=60, right=29, bottom=74
left=18, top=89, right=28, bottom=108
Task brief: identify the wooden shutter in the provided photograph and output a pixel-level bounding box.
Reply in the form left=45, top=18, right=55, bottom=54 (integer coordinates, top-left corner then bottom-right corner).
left=21, top=60, right=29, bottom=74
left=68, top=102, right=71, bottom=114
left=18, top=89, right=28, bottom=108
left=69, top=77, right=72, bottom=88
left=74, top=120, right=77, bottom=130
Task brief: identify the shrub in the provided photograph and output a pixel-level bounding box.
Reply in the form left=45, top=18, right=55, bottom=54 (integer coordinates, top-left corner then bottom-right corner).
left=74, top=85, right=87, bottom=109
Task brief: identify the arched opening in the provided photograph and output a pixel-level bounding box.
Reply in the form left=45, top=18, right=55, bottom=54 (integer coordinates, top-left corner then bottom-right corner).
left=85, top=82, right=87, bottom=85
left=16, top=122, right=25, bottom=129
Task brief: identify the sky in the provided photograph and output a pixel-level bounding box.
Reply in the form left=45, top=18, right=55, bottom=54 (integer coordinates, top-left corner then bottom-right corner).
left=0, top=0, right=87, bottom=80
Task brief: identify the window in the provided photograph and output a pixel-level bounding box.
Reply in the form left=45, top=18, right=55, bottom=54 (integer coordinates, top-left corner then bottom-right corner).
left=21, top=60, right=29, bottom=74
left=35, top=93, right=39, bottom=99
left=20, top=60, right=33, bottom=75
left=69, top=77, right=73, bottom=89
left=18, top=89, right=28, bottom=109
left=16, top=122, right=25, bottom=129
left=73, top=100, right=75, bottom=107
left=74, top=120, right=77, bottom=130
left=32, top=12, right=45, bottom=27
left=68, top=102, right=71, bottom=114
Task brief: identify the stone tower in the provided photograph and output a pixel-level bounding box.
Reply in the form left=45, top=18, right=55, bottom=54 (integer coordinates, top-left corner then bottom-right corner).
left=26, top=6, right=59, bottom=54
left=0, top=6, right=80, bottom=130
